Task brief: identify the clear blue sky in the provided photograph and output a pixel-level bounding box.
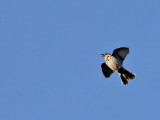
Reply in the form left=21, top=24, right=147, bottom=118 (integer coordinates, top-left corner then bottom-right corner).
left=1, top=0, right=160, bottom=120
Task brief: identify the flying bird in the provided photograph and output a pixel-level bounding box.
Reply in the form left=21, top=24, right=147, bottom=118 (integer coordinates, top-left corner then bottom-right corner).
left=101, top=47, right=135, bottom=85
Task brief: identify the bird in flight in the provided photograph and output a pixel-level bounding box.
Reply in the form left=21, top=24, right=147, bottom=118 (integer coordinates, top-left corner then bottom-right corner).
left=101, top=47, right=135, bottom=85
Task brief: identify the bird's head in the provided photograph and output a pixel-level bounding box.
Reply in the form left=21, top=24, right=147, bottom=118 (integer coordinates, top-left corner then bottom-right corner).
left=101, top=53, right=111, bottom=58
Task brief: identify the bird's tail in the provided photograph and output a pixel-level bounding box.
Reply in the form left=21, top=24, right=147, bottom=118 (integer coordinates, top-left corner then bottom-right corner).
left=118, top=68, right=135, bottom=82
left=119, top=73, right=128, bottom=85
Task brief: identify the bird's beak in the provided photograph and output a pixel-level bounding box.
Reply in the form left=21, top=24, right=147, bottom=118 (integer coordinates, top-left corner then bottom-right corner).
left=101, top=54, right=104, bottom=57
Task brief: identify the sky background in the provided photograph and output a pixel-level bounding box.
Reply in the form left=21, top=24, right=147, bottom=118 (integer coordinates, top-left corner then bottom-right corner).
left=1, top=0, right=160, bottom=120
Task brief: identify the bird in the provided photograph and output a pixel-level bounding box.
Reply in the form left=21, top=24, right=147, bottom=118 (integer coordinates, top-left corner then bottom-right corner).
left=101, top=47, right=135, bottom=85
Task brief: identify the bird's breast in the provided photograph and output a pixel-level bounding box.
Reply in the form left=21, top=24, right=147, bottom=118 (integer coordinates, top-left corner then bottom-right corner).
left=106, top=56, right=122, bottom=71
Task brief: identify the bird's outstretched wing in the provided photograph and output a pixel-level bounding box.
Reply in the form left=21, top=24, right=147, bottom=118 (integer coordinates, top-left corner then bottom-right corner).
left=101, top=63, right=114, bottom=78
left=112, top=47, right=129, bottom=63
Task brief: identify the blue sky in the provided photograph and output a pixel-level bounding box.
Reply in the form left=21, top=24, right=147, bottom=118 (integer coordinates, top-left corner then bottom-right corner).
left=1, top=0, right=160, bottom=120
